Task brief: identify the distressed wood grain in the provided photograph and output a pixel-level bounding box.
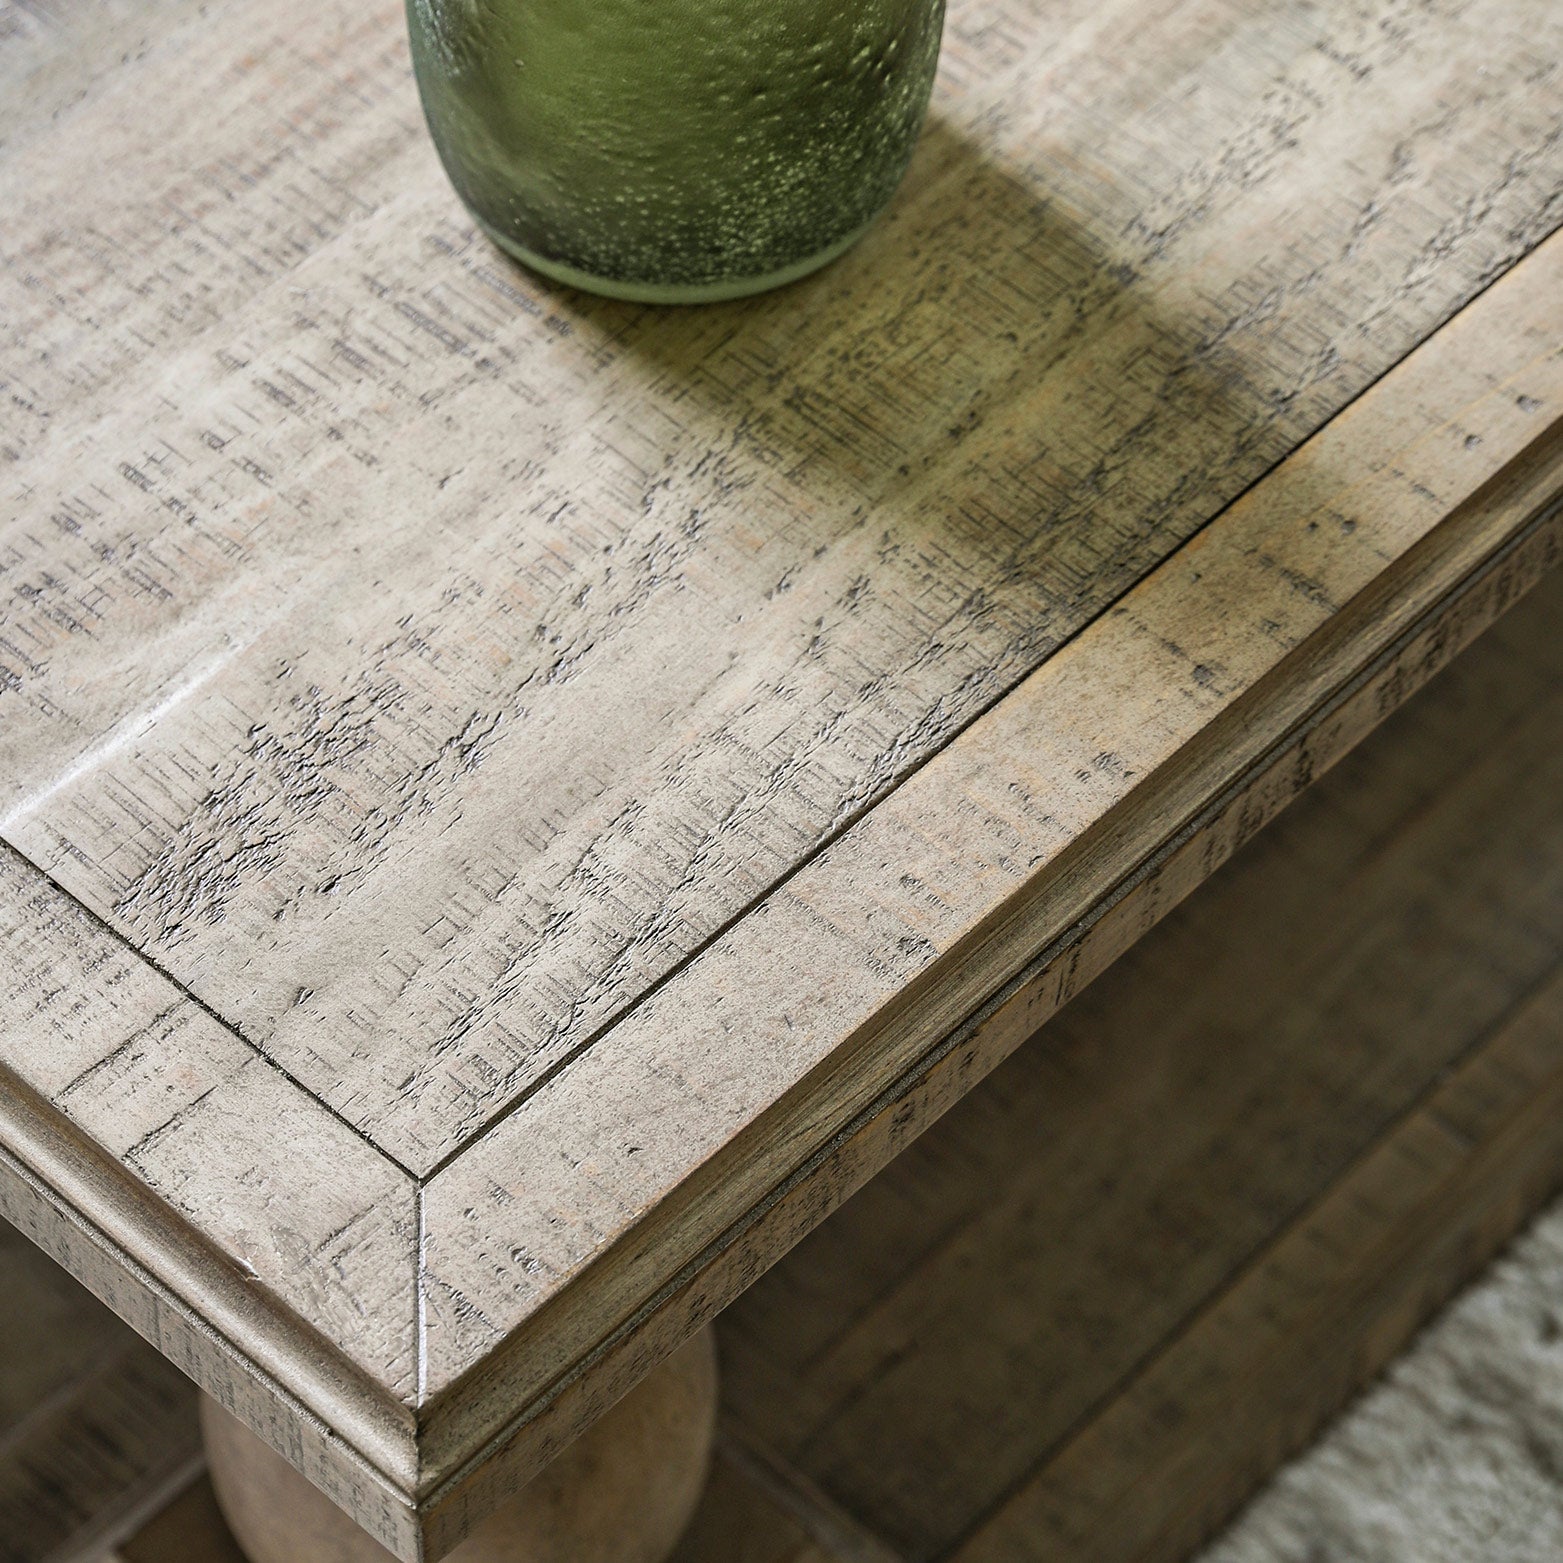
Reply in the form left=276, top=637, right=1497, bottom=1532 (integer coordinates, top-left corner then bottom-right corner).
left=0, top=0, right=217, bottom=158
left=410, top=237, right=1563, bottom=1547
left=2, top=257, right=1558, bottom=1560
left=101, top=570, right=1563, bottom=1562
left=1, top=0, right=1559, bottom=1175
left=0, top=844, right=418, bottom=1401
left=0, top=845, right=422, bottom=1546
left=3, top=0, right=1563, bottom=1554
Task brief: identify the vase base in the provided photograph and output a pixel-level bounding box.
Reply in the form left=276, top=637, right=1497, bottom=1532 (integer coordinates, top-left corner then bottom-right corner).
left=474, top=217, right=873, bottom=304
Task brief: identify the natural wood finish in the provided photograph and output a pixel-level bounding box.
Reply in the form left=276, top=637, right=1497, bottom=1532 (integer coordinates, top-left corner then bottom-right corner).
left=114, top=1448, right=860, bottom=1563
left=103, top=570, right=1563, bottom=1562
left=412, top=260, right=1563, bottom=1546
left=4, top=0, right=1559, bottom=1172
left=0, top=1217, right=200, bottom=1563
left=0, top=839, right=420, bottom=1536
left=0, top=843, right=416, bottom=1399
left=716, top=568, right=1563, bottom=1560
left=0, top=0, right=207, bottom=159
left=203, top=1330, right=717, bottom=1563
left=2, top=0, right=1561, bottom=1552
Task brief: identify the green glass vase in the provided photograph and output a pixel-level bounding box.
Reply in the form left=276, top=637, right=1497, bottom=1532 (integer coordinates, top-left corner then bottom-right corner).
left=407, top=0, right=945, bottom=303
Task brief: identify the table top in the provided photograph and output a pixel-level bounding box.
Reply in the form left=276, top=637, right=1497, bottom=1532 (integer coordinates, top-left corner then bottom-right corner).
left=2, top=0, right=1561, bottom=1555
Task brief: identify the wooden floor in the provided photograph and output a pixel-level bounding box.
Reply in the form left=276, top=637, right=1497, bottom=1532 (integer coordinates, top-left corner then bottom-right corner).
left=0, top=1221, right=197, bottom=1563
left=24, top=564, right=1563, bottom=1562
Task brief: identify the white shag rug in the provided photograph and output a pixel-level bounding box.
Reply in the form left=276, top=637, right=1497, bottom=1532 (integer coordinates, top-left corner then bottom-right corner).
left=1200, top=1200, right=1563, bottom=1563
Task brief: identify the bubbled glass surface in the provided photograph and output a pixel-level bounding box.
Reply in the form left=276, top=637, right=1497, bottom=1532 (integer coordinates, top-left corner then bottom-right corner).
left=407, top=0, right=945, bottom=301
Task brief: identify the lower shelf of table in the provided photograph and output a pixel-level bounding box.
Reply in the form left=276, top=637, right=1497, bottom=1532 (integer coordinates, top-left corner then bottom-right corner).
left=0, top=1220, right=199, bottom=1563
left=15, top=563, right=1563, bottom=1563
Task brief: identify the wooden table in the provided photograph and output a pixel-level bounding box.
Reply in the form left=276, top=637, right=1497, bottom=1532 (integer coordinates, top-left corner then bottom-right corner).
left=2, top=0, right=1561, bottom=1558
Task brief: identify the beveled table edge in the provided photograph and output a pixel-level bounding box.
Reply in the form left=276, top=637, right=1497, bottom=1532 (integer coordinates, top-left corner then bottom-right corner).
left=0, top=1066, right=427, bottom=1554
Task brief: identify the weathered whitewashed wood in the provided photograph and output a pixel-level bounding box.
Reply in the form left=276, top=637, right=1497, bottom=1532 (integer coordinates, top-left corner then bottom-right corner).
left=0, top=845, right=417, bottom=1398
left=0, top=846, right=423, bottom=1546
left=101, top=569, right=1563, bottom=1562
left=0, top=0, right=216, bottom=159
left=410, top=243, right=1563, bottom=1543
left=4, top=199, right=1562, bottom=1563
left=0, top=850, right=417, bottom=1399
left=3, top=0, right=1563, bottom=1555
left=0, top=0, right=1558, bottom=1175
left=2, top=269, right=1559, bottom=1562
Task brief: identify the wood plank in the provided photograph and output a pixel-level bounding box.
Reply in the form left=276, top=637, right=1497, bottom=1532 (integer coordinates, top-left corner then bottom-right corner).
left=0, top=0, right=220, bottom=159
left=724, top=565, right=1563, bottom=1447
left=0, top=1218, right=199, bottom=1563
left=709, top=568, right=1563, bottom=1559
left=1, top=0, right=1558, bottom=1176
left=102, top=565, right=1563, bottom=1562
left=665, top=1459, right=837, bottom=1563
left=411, top=244, right=1563, bottom=1546
left=4, top=256, right=1558, bottom=1560
left=668, top=1446, right=872, bottom=1563
left=954, top=965, right=1563, bottom=1563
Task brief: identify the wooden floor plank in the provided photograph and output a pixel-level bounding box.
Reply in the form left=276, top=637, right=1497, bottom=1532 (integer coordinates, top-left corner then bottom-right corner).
left=668, top=1448, right=865, bottom=1563
left=0, top=1221, right=198, bottom=1563
left=954, top=961, right=1563, bottom=1563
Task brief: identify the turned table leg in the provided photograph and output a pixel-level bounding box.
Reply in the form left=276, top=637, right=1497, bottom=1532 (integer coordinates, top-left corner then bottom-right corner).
left=201, top=1328, right=719, bottom=1563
